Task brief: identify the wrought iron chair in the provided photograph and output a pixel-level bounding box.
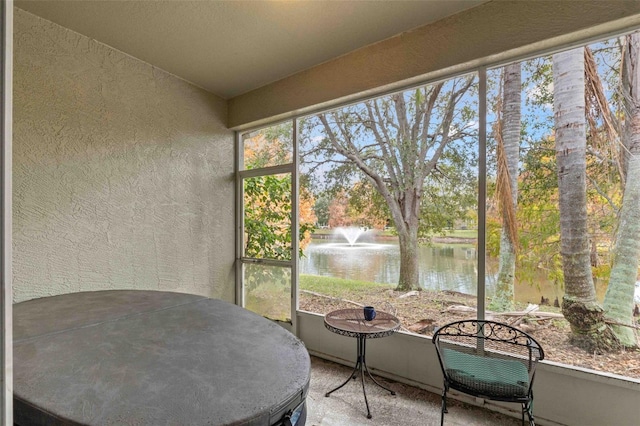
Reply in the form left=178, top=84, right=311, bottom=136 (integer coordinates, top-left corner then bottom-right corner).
left=432, top=320, right=544, bottom=426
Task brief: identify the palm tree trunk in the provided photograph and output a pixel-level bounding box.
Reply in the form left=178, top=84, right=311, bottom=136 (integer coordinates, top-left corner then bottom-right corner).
left=493, top=63, right=521, bottom=311
left=603, top=32, right=640, bottom=348
left=553, top=47, right=618, bottom=352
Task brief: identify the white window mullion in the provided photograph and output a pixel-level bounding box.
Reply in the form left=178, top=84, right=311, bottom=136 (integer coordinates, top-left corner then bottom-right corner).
left=1, top=1, right=13, bottom=423
left=238, top=163, right=293, bottom=180
left=291, top=119, right=300, bottom=336
left=476, top=67, right=487, bottom=321
left=234, top=131, right=244, bottom=307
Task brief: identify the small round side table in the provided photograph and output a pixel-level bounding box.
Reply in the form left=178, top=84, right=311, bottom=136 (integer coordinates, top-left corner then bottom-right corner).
left=324, top=308, right=401, bottom=419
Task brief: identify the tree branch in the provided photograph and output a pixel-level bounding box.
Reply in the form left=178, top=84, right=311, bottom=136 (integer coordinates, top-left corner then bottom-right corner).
left=587, top=174, right=620, bottom=213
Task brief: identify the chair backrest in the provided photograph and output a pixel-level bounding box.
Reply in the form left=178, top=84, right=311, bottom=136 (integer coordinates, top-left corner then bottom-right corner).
left=432, top=320, right=544, bottom=396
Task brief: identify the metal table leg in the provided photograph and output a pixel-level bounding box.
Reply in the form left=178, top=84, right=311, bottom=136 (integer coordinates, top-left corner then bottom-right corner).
left=325, top=335, right=396, bottom=419
left=361, top=336, right=397, bottom=396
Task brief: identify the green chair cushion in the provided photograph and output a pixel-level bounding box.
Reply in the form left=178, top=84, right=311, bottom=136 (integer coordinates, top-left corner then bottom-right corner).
left=442, top=348, right=530, bottom=399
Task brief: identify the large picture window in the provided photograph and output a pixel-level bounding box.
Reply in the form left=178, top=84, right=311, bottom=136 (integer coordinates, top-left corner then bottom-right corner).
left=297, top=72, right=480, bottom=334
left=483, top=34, right=640, bottom=376
left=238, top=29, right=640, bottom=380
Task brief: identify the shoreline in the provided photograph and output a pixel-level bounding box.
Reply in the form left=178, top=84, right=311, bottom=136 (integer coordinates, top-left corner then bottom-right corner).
left=310, top=233, right=476, bottom=245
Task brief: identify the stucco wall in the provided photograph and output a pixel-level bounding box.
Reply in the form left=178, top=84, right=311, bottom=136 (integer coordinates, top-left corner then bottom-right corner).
left=13, top=9, right=235, bottom=303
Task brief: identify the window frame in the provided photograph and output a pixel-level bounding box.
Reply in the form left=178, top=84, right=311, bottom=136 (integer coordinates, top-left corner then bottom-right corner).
left=235, top=120, right=300, bottom=333
left=234, top=28, right=640, bottom=380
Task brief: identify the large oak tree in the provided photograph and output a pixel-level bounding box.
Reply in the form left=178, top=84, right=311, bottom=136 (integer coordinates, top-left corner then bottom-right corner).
left=301, top=76, right=477, bottom=291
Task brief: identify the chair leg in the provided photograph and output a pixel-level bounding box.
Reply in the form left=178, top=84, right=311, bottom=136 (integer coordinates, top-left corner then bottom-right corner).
left=524, top=400, right=535, bottom=426
left=440, top=381, right=448, bottom=426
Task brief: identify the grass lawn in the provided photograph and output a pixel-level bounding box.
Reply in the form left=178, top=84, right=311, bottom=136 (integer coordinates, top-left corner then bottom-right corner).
left=439, top=229, right=477, bottom=239
left=300, top=274, right=392, bottom=297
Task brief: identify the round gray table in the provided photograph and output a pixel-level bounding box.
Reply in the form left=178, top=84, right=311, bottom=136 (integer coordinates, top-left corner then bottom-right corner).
left=13, top=290, right=310, bottom=425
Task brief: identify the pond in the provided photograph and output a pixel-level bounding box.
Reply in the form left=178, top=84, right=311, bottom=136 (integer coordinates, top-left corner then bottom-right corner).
left=300, top=235, right=640, bottom=305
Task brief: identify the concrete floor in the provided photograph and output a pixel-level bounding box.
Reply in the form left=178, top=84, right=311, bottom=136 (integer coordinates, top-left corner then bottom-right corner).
left=306, top=356, right=521, bottom=426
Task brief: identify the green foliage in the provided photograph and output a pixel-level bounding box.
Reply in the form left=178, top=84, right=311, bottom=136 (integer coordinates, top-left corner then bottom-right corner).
left=513, top=138, right=564, bottom=288
left=300, top=76, right=478, bottom=220
left=244, top=265, right=291, bottom=320
left=419, top=149, right=477, bottom=238
left=485, top=216, right=502, bottom=257
left=347, top=181, right=391, bottom=228
left=242, top=123, right=315, bottom=319
left=523, top=57, right=554, bottom=106
left=243, top=123, right=316, bottom=264
left=592, top=263, right=611, bottom=280
left=244, top=174, right=293, bottom=260
left=313, top=193, right=330, bottom=227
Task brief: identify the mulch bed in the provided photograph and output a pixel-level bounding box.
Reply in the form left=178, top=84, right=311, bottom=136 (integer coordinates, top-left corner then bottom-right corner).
left=300, top=287, right=640, bottom=379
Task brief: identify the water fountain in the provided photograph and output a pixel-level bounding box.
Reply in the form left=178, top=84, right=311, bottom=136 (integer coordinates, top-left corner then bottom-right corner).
left=335, top=227, right=367, bottom=246
left=318, top=226, right=388, bottom=251
left=300, top=226, right=394, bottom=282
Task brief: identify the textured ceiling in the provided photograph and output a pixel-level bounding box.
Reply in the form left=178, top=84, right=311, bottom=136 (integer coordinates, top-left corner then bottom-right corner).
left=15, top=0, right=487, bottom=99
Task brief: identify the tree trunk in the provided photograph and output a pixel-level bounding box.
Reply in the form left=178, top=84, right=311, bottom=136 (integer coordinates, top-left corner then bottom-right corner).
left=553, top=47, right=618, bottom=352
left=603, top=32, right=640, bottom=348
left=493, top=63, right=521, bottom=311
left=396, top=226, right=420, bottom=291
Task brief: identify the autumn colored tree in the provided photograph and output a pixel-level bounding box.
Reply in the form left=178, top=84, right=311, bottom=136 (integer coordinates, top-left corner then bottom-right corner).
left=244, top=174, right=294, bottom=260
left=325, top=185, right=388, bottom=230
left=243, top=125, right=293, bottom=169
left=327, top=191, right=351, bottom=228
left=299, top=186, right=318, bottom=249
left=243, top=127, right=316, bottom=261
left=348, top=181, right=389, bottom=230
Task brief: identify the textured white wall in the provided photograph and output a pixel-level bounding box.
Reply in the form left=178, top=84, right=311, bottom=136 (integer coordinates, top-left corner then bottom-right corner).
left=13, top=9, right=235, bottom=303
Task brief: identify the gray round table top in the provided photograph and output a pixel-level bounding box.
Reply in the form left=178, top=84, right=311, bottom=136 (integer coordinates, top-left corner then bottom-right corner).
left=13, top=290, right=310, bottom=425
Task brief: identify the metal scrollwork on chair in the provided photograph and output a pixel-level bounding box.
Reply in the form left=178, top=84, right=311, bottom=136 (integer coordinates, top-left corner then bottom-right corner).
left=432, top=320, right=544, bottom=426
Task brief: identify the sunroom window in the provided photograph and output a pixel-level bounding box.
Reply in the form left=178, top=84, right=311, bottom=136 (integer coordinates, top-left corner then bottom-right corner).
left=238, top=29, right=640, bottom=381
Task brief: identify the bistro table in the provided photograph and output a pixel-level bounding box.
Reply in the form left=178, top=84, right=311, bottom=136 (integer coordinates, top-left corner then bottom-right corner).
left=323, top=308, right=401, bottom=419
